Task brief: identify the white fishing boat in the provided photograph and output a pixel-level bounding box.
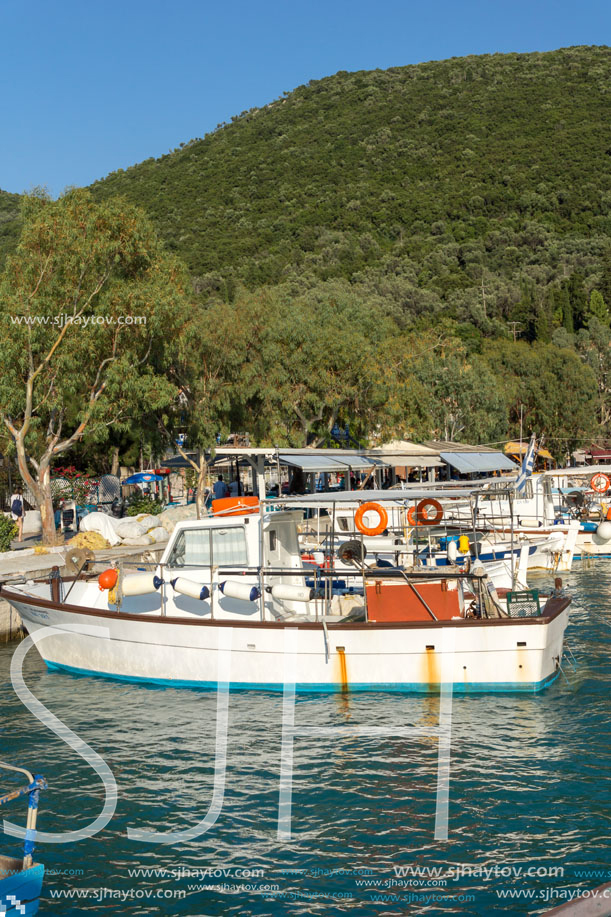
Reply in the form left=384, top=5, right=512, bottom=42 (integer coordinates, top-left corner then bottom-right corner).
left=297, top=488, right=578, bottom=573
left=543, top=465, right=611, bottom=558
left=1, top=495, right=571, bottom=693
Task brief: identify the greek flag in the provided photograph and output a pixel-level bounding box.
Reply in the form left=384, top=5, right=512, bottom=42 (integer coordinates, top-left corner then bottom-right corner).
left=515, top=434, right=537, bottom=493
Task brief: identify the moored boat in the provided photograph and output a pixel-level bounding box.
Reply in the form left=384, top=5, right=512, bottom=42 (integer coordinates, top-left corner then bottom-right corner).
left=1, top=496, right=572, bottom=694
left=0, top=763, right=46, bottom=916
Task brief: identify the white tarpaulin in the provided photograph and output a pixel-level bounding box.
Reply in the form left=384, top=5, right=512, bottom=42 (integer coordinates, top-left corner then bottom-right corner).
left=79, top=511, right=122, bottom=546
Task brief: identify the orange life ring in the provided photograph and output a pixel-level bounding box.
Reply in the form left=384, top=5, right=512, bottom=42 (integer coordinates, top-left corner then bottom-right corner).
left=590, top=473, right=610, bottom=494
left=408, top=499, right=444, bottom=526
left=354, top=502, right=388, bottom=536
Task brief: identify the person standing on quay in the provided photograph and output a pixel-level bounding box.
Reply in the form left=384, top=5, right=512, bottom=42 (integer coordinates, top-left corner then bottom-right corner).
left=213, top=475, right=229, bottom=499
left=10, top=488, right=24, bottom=542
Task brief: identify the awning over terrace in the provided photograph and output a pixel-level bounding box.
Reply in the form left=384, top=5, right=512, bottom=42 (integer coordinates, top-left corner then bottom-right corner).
left=278, top=453, right=384, bottom=472
left=440, top=452, right=518, bottom=474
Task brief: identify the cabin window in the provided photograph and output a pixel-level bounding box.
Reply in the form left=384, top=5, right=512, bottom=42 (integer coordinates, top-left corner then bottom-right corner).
left=338, top=518, right=349, bottom=532
left=269, top=530, right=277, bottom=552
left=167, top=526, right=248, bottom=567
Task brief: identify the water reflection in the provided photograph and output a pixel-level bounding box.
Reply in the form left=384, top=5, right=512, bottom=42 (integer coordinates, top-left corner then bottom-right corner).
left=0, top=561, right=608, bottom=915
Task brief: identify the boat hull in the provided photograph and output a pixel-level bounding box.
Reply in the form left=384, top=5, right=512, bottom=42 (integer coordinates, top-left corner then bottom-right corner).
left=0, top=857, right=44, bottom=916
left=5, top=591, right=570, bottom=694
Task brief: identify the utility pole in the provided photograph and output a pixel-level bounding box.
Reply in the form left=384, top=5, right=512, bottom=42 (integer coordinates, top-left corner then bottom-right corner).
left=508, top=321, right=522, bottom=342
left=481, top=269, right=487, bottom=318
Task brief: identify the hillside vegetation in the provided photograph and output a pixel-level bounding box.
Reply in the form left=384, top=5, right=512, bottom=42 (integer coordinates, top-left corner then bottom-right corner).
left=1, top=46, right=611, bottom=460
left=89, top=45, right=610, bottom=328
left=0, top=190, right=21, bottom=267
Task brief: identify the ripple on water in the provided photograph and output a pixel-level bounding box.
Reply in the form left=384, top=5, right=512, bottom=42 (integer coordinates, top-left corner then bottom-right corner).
left=0, top=563, right=608, bottom=915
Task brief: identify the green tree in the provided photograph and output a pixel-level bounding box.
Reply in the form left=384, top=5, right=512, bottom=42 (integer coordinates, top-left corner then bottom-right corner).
left=395, top=338, right=508, bottom=443
left=161, top=298, right=248, bottom=516
left=233, top=286, right=394, bottom=447
left=0, top=190, right=192, bottom=542
left=484, top=339, right=598, bottom=457
left=587, top=289, right=609, bottom=327
left=577, top=318, right=611, bottom=430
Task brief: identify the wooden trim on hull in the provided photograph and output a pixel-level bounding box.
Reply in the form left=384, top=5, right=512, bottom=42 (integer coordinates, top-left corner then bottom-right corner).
left=0, top=585, right=571, bottom=631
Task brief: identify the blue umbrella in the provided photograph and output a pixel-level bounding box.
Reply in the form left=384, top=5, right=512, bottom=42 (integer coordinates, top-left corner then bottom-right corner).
left=123, top=472, right=164, bottom=484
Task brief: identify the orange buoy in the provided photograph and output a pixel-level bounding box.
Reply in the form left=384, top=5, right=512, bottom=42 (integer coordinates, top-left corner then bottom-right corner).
left=354, top=502, right=388, bottom=536
left=212, top=496, right=259, bottom=516
left=98, top=568, right=118, bottom=591
left=590, top=472, right=610, bottom=494
left=408, top=499, right=444, bottom=526
left=606, top=507, right=611, bottom=521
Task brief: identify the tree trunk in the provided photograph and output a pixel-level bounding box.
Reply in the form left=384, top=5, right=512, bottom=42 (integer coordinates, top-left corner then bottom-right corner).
left=13, top=451, right=59, bottom=545
left=38, top=464, right=59, bottom=545
left=195, top=459, right=208, bottom=520
left=39, top=489, right=58, bottom=544
left=110, top=446, right=120, bottom=477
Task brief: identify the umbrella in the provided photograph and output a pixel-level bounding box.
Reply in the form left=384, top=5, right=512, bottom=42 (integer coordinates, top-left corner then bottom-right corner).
left=123, top=472, right=164, bottom=484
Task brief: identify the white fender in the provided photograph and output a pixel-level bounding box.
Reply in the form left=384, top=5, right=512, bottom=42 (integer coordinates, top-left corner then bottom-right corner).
left=271, top=584, right=314, bottom=603
left=122, top=573, right=163, bottom=596
left=171, top=577, right=210, bottom=600
left=596, top=521, right=611, bottom=541
left=219, top=580, right=260, bottom=602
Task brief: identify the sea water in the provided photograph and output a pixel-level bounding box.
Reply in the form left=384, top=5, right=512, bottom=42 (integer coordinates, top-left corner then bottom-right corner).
left=0, top=561, right=609, bottom=916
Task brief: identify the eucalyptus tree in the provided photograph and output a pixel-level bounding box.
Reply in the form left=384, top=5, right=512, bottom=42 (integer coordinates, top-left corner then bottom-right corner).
left=0, top=190, right=192, bottom=543
left=160, top=298, right=247, bottom=517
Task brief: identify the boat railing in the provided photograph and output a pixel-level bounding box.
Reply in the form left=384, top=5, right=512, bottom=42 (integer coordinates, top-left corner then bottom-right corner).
left=137, top=559, right=505, bottom=619
left=0, top=762, right=47, bottom=869
left=127, top=559, right=486, bottom=581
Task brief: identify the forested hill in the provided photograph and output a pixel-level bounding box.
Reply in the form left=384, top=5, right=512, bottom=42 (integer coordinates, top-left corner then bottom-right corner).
left=89, top=45, right=610, bottom=328
left=2, top=46, right=611, bottom=457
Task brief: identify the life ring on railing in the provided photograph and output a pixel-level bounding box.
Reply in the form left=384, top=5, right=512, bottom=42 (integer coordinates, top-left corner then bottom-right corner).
left=590, top=473, right=610, bottom=494
left=408, top=498, right=444, bottom=526
left=354, top=502, right=388, bottom=536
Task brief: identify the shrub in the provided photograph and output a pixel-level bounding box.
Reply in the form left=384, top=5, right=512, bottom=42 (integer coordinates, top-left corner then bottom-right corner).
left=0, top=515, right=18, bottom=552
left=126, top=493, right=163, bottom=517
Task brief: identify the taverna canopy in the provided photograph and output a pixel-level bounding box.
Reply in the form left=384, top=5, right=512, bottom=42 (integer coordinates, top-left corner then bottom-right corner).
left=504, top=441, right=554, bottom=461
left=440, top=452, right=517, bottom=474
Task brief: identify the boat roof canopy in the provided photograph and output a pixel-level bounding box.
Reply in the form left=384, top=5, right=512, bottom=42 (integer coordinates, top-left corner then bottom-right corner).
left=269, top=487, right=496, bottom=504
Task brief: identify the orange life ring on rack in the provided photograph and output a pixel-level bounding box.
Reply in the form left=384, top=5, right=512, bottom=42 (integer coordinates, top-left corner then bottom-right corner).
left=354, top=502, right=388, bottom=537
left=408, top=499, right=444, bottom=526
left=590, top=473, right=610, bottom=494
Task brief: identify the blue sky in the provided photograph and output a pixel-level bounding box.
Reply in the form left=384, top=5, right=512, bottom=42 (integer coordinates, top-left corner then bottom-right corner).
left=0, top=0, right=608, bottom=197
